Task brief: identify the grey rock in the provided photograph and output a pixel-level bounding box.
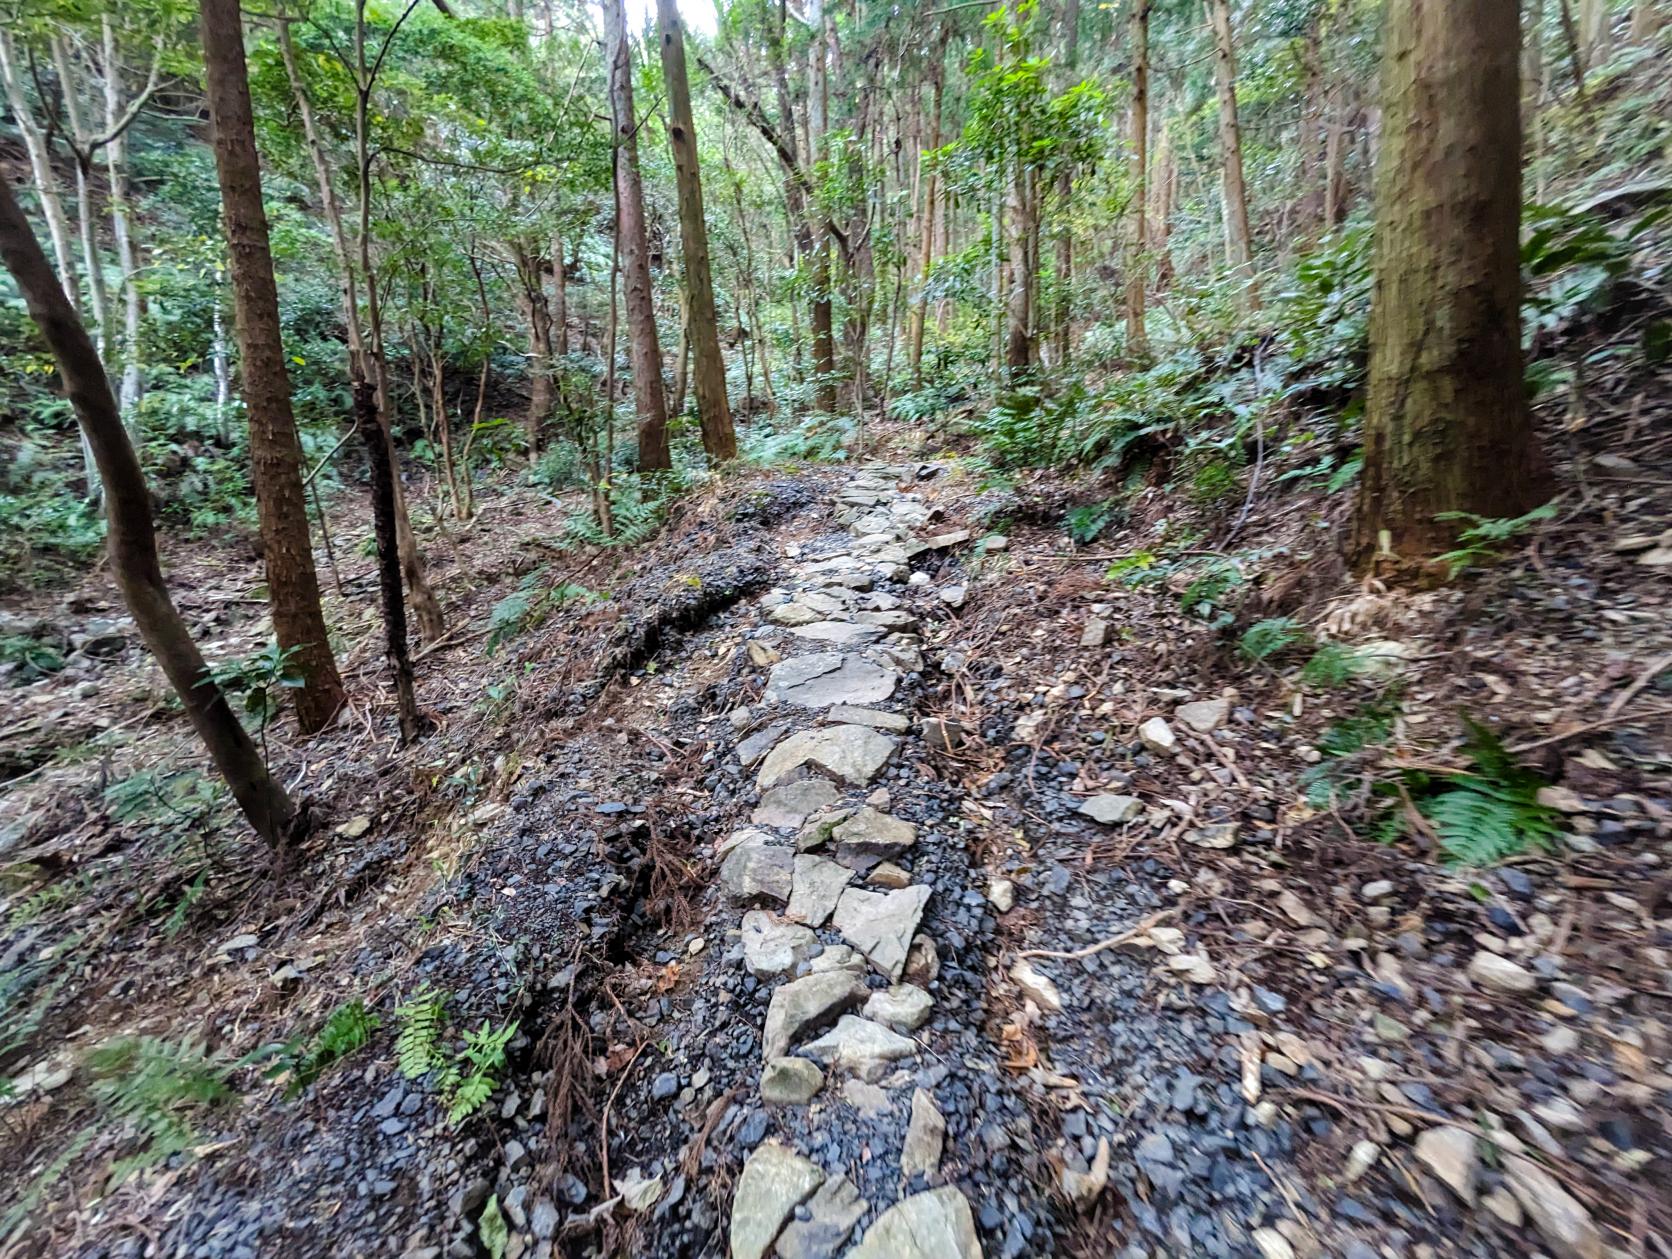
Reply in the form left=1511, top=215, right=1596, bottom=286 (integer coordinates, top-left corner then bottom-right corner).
left=862, top=984, right=932, bottom=1032
left=741, top=910, right=820, bottom=977
left=1079, top=618, right=1108, bottom=648
left=1504, top=1153, right=1602, bottom=1259
left=786, top=856, right=853, bottom=928
left=753, top=780, right=840, bottom=829
left=738, top=722, right=794, bottom=767
left=763, top=971, right=869, bottom=1060
left=902, top=935, right=940, bottom=986
left=832, top=885, right=932, bottom=981
left=800, top=1016, right=916, bottom=1082
left=1138, top=717, right=1177, bottom=754
left=844, top=1187, right=980, bottom=1259
left=1174, top=699, right=1228, bottom=733
left=841, top=1078, right=892, bottom=1115
left=1080, top=794, right=1142, bottom=824
left=789, top=621, right=885, bottom=646
left=773, top=1174, right=867, bottom=1259
left=901, top=1088, right=946, bottom=1179
left=757, top=725, right=900, bottom=789
left=1009, top=958, right=1064, bottom=1012
left=919, top=718, right=965, bottom=753
left=825, top=705, right=912, bottom=733
left=768, top=602, right=824, bottom=627
left=831, top=807, right=918, bottom=860
left=722, top=837, right=795, bottom=906
left=766, top=653, right=898, bottom=709
left=761, top=1056, right=826, bottom=1105
left=730, top=1142, right=824, bottom=1259
left=1467, top=951, right=1538, bottom=994
left=1414, top=1125, right=1478, bottom=1204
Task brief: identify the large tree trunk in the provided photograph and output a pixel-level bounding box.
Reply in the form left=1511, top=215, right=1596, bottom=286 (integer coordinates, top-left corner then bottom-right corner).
left=603, top=0, right=671, bottom=471
left=1051, top=0, right=1079, bottom=367
left=1124, top=0, right=1151, bottom=357
left=806, top=0, right=838, bottom=413
left=909, top=49, right=945, bottom=387
left=1206, top=0, right=1256, bottom=299
left=0, top=171, right=298, bottom=845
left=1004, top=174, right=1035, bottom=374
left=201, top=0, right=347, bottom=736
left=1350, top=0, right=1551, bottom=568
left=657, top=0, right=737, bottom=462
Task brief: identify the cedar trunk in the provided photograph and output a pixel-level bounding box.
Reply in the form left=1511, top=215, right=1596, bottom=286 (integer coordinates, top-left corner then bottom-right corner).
left=200, top=0, right=346, bottom=735
left=1350, top=0, right=1551, bottom=567
left=1206, top=0, right=1256, bottom=295
left=657, top=0, right=737, bottom=462
left=603, top=0, right=671, bottom=471
left=1124, top=1, right=1151, bottom=356
left=0, top=171, right=298, bottom=846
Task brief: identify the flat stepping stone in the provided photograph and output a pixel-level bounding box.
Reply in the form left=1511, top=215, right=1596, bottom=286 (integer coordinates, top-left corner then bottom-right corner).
left=799, top=1015, right=915, bottom=1082
left=767, top=602, right=823, bottom=627
left=786, top=855, right=852, bottom=928
left=760, top=1056, right=825, bottom=1105
left=788, top=621, right=884, bottom=646
left=757, top=725, right=899, bottom=790
left=763, top=969, right=868, bottom=1060
left=729, top=1142, right=823, bottom=1259
left=753, top=779, right=839, bottom=829
left=1080, top=794, right=1142, bottom=824
left=845, top=1187, right=980, bottom=1259
left=826, top=705, right=911, bottom=733
left=737, top=721, right=792, bottom=767
left=766, top=652, right=897, bottom=708
left=740, top=909, right=819, bottom=977
left=832, top=884, right=931, bottom=980
left=772, top=1174, right=866, bottom=1259
left=721, top=836, right=793, bottom=906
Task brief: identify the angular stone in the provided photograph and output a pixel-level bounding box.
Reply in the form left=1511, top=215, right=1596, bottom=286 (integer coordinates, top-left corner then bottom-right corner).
left=825, top=705, right=912, bottom=733
left=831, top=807, right=918, bottom=861
left=800, top=1016, right=916, bottom=1082
left=1080, top=794, right=1142, bottom=824
left=1009, top=958, right=1064, bottom=1012
left=786, top=856, right=852, bottom=928
left=809, top=945, right=866, bottom=975
left=1467, top=951, right=1537, bottom=995
left=722, top=838, right=794, bottom=907
left=1138, top=717, right=1177, bottom=754
left=832, top=885, right=932, bottom=981
left=761, top=1057, right=825, bottom=1105
left=768, top=602, right=823, bottom=627
left=766, top=652, right=897, bottom=708
left=1504, top=1153, right=1601, bottom=1259
left=853, top=610, right=917, bottom=631
left=741, top=910, right=820, bottom=978
left=772, top=1174, right=866, bottom=1259
left=795, top=808, right=851, bottom=852
left=738, top=722, right=793, bottom=767
left=845, top=1187, right=979, bottom=1259
left=868, top=862, right=912, bottom=889
left=903, top=935, right=940, bottom=986
left=841, top=1078, right=892, bottom=1115
left=789, top=621, right=884, bottom=647
left=748, top=640, right=781, bottom=667
left=1080, top=617, right=1108, bottom=648
left=1414, top=1125, right=1478, bottom=1204
left=863, top=983, right=932, bottom=1032
left=1174, top=699, right=1229, bottom=733
left=986, top=877, right=1015, bottom=913
left=753, top=780, right=839, bottom=829
left=763, top=971, right=868, bottom=1060
left=901, top=1088, right=945, bottom=1179
left=730, top=1142, right=823, bottom=1259
left=757, top=726, right=899, bottom=790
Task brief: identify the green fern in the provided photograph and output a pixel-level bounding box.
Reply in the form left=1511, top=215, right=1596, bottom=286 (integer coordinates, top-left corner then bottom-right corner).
left=443, top=1019, right=517, bottom=1125
left=275, top=1000, right=381, bottom=1097
left=1300, top=641, right=1365, bottom=687
left=1240, top=616, right=1308, bottom=663
left=1434, top=502, right=1558, bottom=576
left=479, top=1194, right=509, bottom=1259
left=394, top=986, right=447, bottom=1080
left=85, top=1036, right=235, bottom=1181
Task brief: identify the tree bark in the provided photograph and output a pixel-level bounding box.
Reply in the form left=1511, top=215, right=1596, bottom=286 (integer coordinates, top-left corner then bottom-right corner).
left=909, top=47, right=944, bottom=387
left=0, top=170, right=298, bottom=846
left=1052, top=0, right=1079, bottom=367
left=103, top=20, right=144, bottom=427
left=1350, top=0, right=1552, bottom=569
left=657, top=0, right=737, bottom=462
left=806, top=0, right=838, bottom=413
left=603, top=0, right=671, bottom=471
left=356, top=380, right=421, bottom=742
left=1124, top=0, right=1151, bottom=357
left=201, top=0, right=347, bottom=736
left=1206, top=0, right=1256, bottom=299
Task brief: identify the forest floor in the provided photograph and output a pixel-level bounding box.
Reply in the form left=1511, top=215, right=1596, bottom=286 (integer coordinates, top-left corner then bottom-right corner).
left=1, top=411, right=1669, bottom=1259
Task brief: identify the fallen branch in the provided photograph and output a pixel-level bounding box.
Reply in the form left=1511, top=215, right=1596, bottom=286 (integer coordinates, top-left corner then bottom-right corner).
left=1016, top=907, right=1177, bottom=961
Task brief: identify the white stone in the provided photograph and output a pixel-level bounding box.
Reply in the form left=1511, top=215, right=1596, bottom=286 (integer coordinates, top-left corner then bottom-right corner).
left=786, top=855, right=852, bottom=928
left=762, top=970, right=868, bottom=1060
left=1414, top=1125, right=1478, bottom=1204
left=1504, top=1154, right=1601, bottom=1259
left=1467, top=950, right=1538, bottom=995
left=800, top=1016, right=916, bottom=1082
left=863, top=983, right=932, bottom=1032
left=901, top=1088, right=946, bottom=1178
left=1080, top=794, right=1142, bottom=824
left=1138, top=717, right=1177, bottom=754
left=1174, top=698, right=1229, bottom=733
left=1009, top=958, right=1064, bottom=1012
left=844, top=1187, right=980, bottom=1259
left=832, top=885, right=932, bottom=981
left=740, top=910, right=819, bottom=977
left=757, top=725, right=899, bottom=789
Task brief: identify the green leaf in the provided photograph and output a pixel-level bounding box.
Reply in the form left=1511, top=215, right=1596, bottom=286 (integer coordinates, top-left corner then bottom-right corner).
left=479, top=1195, right=508, bottom=1259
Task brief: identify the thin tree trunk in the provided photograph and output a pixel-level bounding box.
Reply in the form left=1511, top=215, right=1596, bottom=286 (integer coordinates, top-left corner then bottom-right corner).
left=909, top=54, right=944, bottom=387
left=0, top=171, right=298, bottom=845
left=0, top=32, right=80, bottom=305
left=603, top=0, right=671, bottom=471
left=1350, top=0, right=1551, bottom=568
left=1206, top=0, right=1256, bottom=302
left=657, top=0, right=737, bottom=461
left=212, top=292, right=232, bottom=442
left=1125, top=0, right=1151, bottom=357
left=806, top=0, right=838, bottom=412
left=201, top=0, right=346, bottom=735
left=1052, top=0, right=1079, bottom=367
left=550, top=230, right=569, bottom=356
left=104, top=21, right=143, bottom=429
left=356, top=380, right=420, bottom=742
left=1631, top=0, right=1664, bottom=42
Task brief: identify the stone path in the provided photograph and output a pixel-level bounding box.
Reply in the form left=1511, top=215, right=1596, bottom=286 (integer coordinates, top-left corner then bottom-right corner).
left=721, top=466, right=983, bottom=1259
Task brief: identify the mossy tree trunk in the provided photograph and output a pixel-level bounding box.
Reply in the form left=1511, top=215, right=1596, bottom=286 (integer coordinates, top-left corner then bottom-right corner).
left=1350, top=0, right=1552, bottom=569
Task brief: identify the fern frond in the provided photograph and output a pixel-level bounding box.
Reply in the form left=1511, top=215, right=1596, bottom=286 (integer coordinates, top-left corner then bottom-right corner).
left=393, top=986, right=446, bottom=1081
